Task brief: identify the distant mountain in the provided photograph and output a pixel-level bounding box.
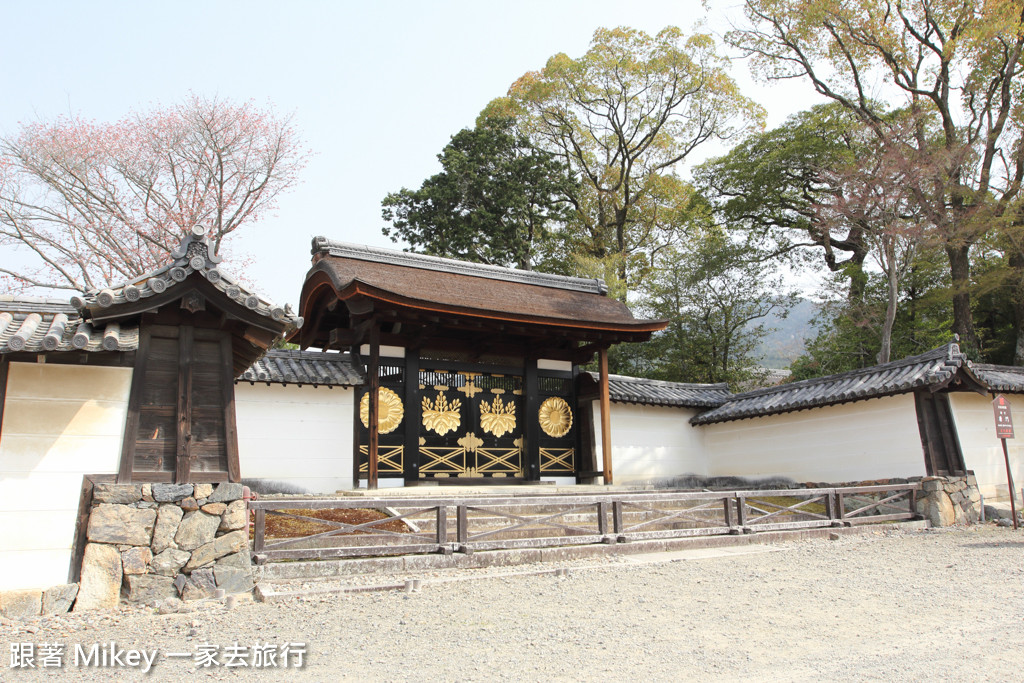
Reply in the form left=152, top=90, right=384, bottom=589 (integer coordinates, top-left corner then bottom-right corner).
left=753, top=298, right=818, bottom=369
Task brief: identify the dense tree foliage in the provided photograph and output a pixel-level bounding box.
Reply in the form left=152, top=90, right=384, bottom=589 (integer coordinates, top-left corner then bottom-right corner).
left=481, top=26, right=763, bottom=289
left=694, top=104, right=868, bottom=297
left=381, top=117, right=574, bottom=270
left=728, top=0, right=1024, bottom=354
left=623, top=228, right=795, bottom=387
left=791, top=256, right=952, bottom=379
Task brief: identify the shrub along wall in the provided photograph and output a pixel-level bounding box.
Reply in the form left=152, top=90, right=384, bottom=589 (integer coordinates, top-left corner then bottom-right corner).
left=74, top=482, right=254, bottom=611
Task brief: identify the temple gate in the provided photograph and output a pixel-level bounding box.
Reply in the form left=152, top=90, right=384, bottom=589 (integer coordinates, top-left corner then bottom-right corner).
left=299, top=239, right=666, bottom=487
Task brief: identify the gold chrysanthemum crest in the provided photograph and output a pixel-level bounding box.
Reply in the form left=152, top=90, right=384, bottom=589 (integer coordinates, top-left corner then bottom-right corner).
left=422, top=392, right=462, bottom=436
left=359, top=387, right=404, bottom=435
left=539, top=396, right=573, bottom=438
left=480, top=395, right=516, bottom=438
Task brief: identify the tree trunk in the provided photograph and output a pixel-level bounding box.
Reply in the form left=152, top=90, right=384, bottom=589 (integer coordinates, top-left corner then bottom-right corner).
left=1011, top=251, right=1024, bottom=366
left=1013, top=297, right=1024, bottom=366
left=614, top=207, right=628, bottom=285
left=945, top=243, right=978, bottom=350
left=846, top=253, right=869, bottom=303
left=878, top=267, right=898, bottom=364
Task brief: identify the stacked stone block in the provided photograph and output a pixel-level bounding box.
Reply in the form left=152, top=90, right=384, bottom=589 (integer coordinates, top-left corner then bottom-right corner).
left=917, top=474, right=981, bottom=527
left=75, top=482, right=253, bottom=611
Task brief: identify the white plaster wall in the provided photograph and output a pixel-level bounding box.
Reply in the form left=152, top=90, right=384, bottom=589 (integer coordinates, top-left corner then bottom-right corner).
left=0, top=362, right=132, bottom=591
left=592, top=401, right=707, bottom=484
left=949, top=392, right=1024, bottom=502
left=235, top=383, right=354, bottom=494
left=700, top=394, right=927, bottom=483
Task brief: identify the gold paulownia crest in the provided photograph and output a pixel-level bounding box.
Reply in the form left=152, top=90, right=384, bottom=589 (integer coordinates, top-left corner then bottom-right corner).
left=539, top=396, right=573, bottom=438
left=422, top=392, right=462, bottom=436
left=457, top=432, right=484, bottom=453
left=457, top=372, right=483, bottom=398
left=479, top=395, right=516, bottom=438
left=359, top=387, right=404, bottom=435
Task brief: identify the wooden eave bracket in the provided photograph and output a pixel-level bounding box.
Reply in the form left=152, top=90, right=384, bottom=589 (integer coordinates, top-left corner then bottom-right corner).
left=243, top=326, right=279, bottom=350
left=930, top=366, right=990, bottom=396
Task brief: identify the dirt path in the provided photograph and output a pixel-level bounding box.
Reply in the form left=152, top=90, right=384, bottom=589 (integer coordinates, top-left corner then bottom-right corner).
left=3, top=525, right=1023, bottom=681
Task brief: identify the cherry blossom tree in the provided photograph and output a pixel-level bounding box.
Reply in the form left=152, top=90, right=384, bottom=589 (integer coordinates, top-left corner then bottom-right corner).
left=0, top=94, right=308, bottom=291
left=812, top=118, right=945, bottom=364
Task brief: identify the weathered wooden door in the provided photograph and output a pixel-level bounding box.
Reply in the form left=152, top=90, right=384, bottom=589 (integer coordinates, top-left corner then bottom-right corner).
left=121, top=324, right=238, bottom=483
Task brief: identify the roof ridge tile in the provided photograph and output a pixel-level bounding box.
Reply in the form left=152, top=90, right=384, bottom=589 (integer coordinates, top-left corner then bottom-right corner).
left=313, top=238, right=609, bottom=295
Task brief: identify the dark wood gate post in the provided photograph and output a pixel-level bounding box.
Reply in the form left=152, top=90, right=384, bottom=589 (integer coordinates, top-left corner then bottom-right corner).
left=524, top=358, right=540, bottom=481
left=598, top=346, right=613, bottom=486
left=367, top=323, right=380, bottom=490
left=175, top=325, right=194, bottom=483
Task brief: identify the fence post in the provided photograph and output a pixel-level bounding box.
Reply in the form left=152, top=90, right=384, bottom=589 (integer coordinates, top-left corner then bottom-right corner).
left=723, top=496, right=734, bottom=530
left=612, top=500, right=623, bottom=536
left=836, top=492, right=845, bottom=524
left=736, top=496, right=747, bottom=529
left=436, top=505, right=448, bottom=546
left=253, top=507, right=265, bottom=554
left=825, top=492, right=836, bottom=523
left=909, top=487, right=918, bottom=518
left=456, top=505, right=468, bottom=546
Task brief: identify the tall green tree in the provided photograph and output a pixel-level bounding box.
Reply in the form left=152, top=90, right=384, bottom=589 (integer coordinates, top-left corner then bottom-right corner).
left=694, top=104, right=870, bottom=298
left=628, top=229, right=795, bottom=387
left=482, top=26, right=764, bottom=291
left=381, top=117, right=573, bottom=270
left=728, top=0, right=1024, bottom=353
left=812, top=116, right=936, bottom=363
left=791, top=255, right=953, bottom=380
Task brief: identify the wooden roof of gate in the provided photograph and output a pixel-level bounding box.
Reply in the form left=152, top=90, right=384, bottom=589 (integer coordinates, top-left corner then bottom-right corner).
left=297, top=239, right=667, bottom=354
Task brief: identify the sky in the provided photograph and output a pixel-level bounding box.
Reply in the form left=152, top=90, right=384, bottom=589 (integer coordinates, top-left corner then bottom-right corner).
left=0, top=0, right=824, bottom=306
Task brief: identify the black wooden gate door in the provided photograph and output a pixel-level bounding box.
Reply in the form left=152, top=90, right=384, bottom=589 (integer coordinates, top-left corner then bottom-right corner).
left=418, top=368, right=525, bottom=479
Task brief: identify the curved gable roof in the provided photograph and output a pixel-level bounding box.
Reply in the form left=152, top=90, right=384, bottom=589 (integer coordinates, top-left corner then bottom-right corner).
left=72, top=227, right=302, bottom=332
left=299, top=239, right=666, bottom=345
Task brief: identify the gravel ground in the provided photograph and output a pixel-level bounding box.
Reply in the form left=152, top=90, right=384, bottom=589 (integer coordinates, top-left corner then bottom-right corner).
left=3, top=524, right=1023, bottom=682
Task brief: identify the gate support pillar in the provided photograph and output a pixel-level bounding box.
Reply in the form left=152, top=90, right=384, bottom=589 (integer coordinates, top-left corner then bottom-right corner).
left=367, top=322, right=380, bottom=490
left=598, top=347, right=613, bottom=485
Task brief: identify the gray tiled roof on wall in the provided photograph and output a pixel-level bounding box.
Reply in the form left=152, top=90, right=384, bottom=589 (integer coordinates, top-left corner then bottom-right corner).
left=238, top=349, right=364, bottom=386
left=0, top=297, right=139, bottom=353
left=969, top=364, right=1024, bottom=393
left=599, top=373, right=732, bottom=408
left=691, top=343, right=971, bottom=426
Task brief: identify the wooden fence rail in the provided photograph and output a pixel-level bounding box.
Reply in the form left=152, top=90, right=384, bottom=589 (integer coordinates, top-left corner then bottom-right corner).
left=248, top=483, right=922, bottom=563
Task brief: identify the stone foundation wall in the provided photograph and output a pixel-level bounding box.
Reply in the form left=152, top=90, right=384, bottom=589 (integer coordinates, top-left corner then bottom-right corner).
left=917, top=474, right=981, bottom=527
left=73, top=482, right=254, bottom=612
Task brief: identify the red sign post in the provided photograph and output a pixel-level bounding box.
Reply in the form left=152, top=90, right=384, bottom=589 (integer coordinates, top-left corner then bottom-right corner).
left=992, top=395, right=1018, bottom=530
